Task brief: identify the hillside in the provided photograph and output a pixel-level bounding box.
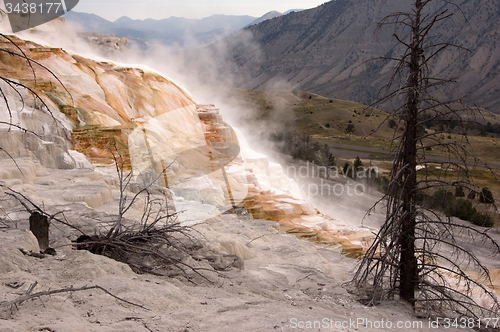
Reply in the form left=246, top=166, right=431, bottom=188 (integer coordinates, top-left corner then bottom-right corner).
left=220, top=88, right=500, bottom=161
left=202, top=0, right=500, bottom=114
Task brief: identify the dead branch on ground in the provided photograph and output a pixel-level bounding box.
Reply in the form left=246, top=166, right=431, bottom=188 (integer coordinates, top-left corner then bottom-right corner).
left=0, top=281, right=148, bottom=310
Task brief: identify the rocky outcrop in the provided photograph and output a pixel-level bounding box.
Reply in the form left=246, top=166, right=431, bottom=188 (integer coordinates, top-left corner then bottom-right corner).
left=77, top=32, right=128, bottom=53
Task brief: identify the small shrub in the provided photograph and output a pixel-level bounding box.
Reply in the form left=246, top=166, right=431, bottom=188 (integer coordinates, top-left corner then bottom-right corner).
left=455, top=186, right=465, bottom=197
left=353, top=156, right=363, bottom=169
left=342, top=161, right=352, bottom=178
left=374, top=176, right=390, bottom=193
left=425, top=189, right=494, bottom=227
left=345, top=123, right=356, bottom=136
left=470, top=212, right=494, bottom=227
left=450, top=199, right=475, bottom=221
left=468, top=191, right=476, bottom=200
left=432, top=189, right=456, bottom=211
left=479, top=187, right=495, bottom=204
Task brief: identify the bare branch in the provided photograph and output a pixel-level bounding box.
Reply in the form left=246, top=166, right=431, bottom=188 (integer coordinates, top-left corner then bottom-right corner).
left=0, top=283, right=148, bottom=310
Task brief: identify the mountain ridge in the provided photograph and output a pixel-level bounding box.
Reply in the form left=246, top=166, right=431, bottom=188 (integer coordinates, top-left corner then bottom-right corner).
left=204, top=0, right=500, bottom=114
left=246, top=11, right=283, bottom=27
left=65, top=11, right=258, bottom=48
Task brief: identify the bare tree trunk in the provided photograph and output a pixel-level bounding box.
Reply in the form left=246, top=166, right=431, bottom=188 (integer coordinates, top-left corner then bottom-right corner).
left=349, top=0, right=500, bottom=319
left=29, top=212, right=49, bottom=251
left=398, top=0, right=422, bottom=306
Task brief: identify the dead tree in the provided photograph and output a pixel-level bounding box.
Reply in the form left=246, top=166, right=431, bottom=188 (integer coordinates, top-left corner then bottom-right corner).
left=348, top=0, right=500, bottom=320
left=104, top=140, right=178, bottom=239
left=72, top=141, right=217, bottom=284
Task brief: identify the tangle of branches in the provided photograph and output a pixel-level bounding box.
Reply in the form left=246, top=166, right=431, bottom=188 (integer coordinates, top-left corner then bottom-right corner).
left=348, top=0, right=500, bottom=321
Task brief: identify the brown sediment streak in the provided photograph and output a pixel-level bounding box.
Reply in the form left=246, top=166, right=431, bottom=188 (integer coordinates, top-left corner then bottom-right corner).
left=96, top=72, right=130, bottom=124
left=141, top=128, right=152, bottom=156
left=140, top=126, right=164, bottom=184
left=160, top=158, right=169, bottom=188
left=73, top=57, right=128, bottom=125
left=196, top=106, right=236, bottom=208
left=139, top=126, right=172, bottom=204
left=241, top=191, right=371, bottom=258
left=206, top=140, right=216, bottom=172
left=221, top=165, right=236, bottom=208
left=204, top=129, right=236, bottom=208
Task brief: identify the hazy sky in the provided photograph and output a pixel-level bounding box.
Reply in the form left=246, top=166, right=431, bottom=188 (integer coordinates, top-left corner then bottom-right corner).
left=73, top=0, right=328, bottom=21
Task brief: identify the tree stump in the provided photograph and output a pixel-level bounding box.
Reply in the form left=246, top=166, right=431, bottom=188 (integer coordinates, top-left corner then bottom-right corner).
left=29, top=212, right=49, bottom=251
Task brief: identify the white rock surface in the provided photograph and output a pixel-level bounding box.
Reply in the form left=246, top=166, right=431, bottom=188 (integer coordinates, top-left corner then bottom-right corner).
left=0, top=214, right=472, bottom=332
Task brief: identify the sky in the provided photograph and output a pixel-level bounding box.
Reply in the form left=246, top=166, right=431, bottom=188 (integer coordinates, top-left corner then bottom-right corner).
left=73, top=0, right=328, bottom=21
